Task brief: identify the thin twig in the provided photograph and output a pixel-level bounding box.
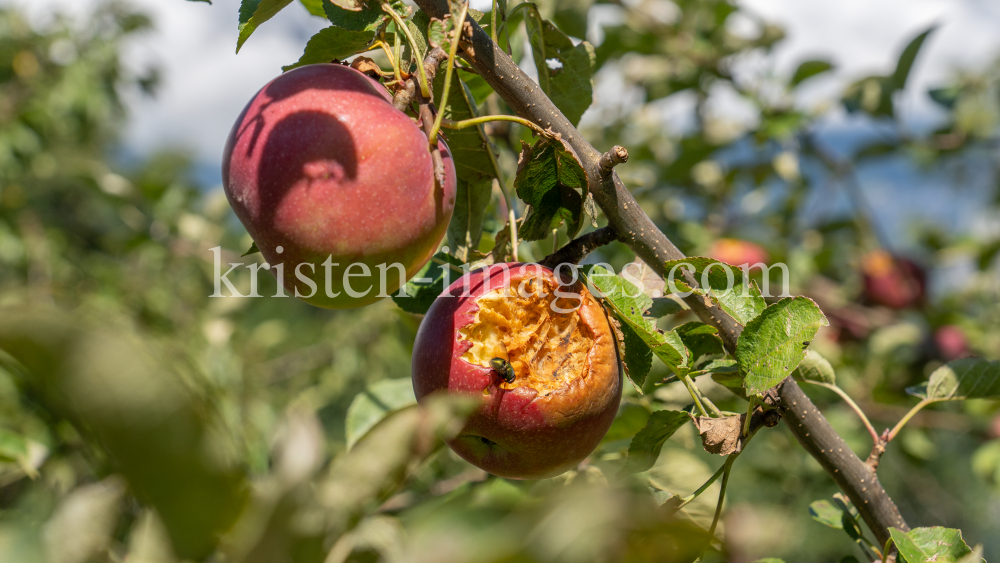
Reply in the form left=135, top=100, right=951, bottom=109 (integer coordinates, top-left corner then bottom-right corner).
left=887, top=398, right=935, bottom=442
left=538, top=226, right=620, bottom=268
left=392, top=47, right=448, bottom=112
left=703, top=454, right=736, bottom=556
left=807, top=381, right=880, bottom=445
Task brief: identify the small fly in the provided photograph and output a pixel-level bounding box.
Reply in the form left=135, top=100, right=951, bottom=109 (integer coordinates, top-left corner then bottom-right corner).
left=489, top=340, right=516, bottom=384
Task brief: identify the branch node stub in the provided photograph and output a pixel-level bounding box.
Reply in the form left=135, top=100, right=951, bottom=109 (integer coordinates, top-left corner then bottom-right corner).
left=598, top=145, right=629, bottom=179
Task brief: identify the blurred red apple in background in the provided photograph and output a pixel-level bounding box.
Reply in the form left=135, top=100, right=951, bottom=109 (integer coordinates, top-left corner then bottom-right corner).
left=934, top=325, right=969, bottom=360
left=411, top=264, right=622, bottom=479
left=222, top=63, right=456, bottom=309
left=708, top=238, right=770, bottom=269
left=860, top=250, right=926, bottom=309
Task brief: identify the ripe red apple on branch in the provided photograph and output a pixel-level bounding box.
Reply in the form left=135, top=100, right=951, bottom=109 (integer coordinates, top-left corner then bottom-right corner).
left=222, top=64, right=457, bottom=309
left=412, top=264, right=622, bottom=479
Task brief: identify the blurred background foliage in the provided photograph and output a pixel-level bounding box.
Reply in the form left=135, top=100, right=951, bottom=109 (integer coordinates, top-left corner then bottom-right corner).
left=0, top=1, right=999, bottom=562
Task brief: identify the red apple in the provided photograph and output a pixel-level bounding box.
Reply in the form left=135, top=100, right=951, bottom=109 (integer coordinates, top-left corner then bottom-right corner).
left=860, top=250, right=925, bottom=310
left=934, top=325, right=969, bottom=360
left=412, top=263, right=622, bottom=479
left=708, top=239, right=770, bottom=269
left=222, top=63, right=456, bottom=308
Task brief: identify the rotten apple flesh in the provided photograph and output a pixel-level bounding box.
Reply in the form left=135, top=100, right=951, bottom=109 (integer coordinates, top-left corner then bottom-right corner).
left=222, top=63, right=456, bottom=309
left=411, top=264, right=622, bottom=480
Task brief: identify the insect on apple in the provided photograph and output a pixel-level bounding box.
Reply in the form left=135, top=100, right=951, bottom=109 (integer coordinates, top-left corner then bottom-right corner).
left=489, top=341, right=516, bottom=384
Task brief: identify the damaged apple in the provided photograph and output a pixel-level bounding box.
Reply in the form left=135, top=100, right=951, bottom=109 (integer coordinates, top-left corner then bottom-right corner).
left=411, top=263, right=622, bottom=480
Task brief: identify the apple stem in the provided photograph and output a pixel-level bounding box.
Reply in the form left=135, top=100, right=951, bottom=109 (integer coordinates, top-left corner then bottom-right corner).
left=381, top=2, right=431, bottom=99
left=428, top=0, right=471, bottom=147
left=441, top=115, right=550, bottom=138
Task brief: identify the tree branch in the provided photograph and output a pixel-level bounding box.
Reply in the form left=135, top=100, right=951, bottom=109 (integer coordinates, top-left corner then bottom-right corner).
left=538, top=226, right=620, bottom=269
left=410, top=0, right=909, bottom=546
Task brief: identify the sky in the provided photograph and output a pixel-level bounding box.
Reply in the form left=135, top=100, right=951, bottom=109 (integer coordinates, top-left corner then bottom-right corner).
left=5, top=0, right=1000, bottom=177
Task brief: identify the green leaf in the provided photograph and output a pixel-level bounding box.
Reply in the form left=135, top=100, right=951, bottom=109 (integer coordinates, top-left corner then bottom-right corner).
left=241, top=241, right=259, bottom=256
left=0, top=428, right=29, bottom=463
left=433, top=70, right=498, bottom=261
left=736, top=297, right=829, bottom=397
left=298, top=0, right=325, bottom=17
left=809, top=499, right=844, bottom=529
left=324, top=0, right=395, bottom=32
left=391, top=252, right=463, bottom=315
left=791, top=59, right=834, bottom=87
left=582, top=265, right=690, bottom=376
left=711, top=368, right=748, bottom=401
left=601, top=403, right=651, bottom=443
left=519, top=183, right=584, bottom=241
left=891, top=26, right=936, bottom=90
left=237, top=0, right=294, bottom=53
left=647, top=297, right=684, bottom=318
left=618, top=410, right=690, bottom=476
left=674, top=322, right=723, bottom=363
left=753, top=559, right=786, bottom=563
left=283, top=27, right=374, bottom=71
left=448, top=179, right=493, bottom=262
left=662, top=257, right=767, bottom=325
left=890, top=527, right=975, bottom=563
left=345, top=378, right=417, bottom=449
left=929, top=85, right=962, bottom=109
left=792, top=350, right=836, bottom=385
left=905, top=358, right=1000, bottom=402
left=524, top=16, right=596, bottom=126
left=514, top=137, right=588, bottom=240
left=619, top=318, right=652, bottom=388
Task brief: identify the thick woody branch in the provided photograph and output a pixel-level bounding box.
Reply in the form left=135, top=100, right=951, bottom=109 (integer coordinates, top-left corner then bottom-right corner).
left=539, top=226, right=620, bottom=269
left=778, top=379, right=907, bottom=545
left=410, top=0, right=908, bottom=545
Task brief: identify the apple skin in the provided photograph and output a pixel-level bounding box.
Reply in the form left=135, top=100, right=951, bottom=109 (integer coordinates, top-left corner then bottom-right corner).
left=412, top=263, right=622, bottom=480
left=222, top=64, right=456, bottom=309
left=860, top=250, right=926, bottom=310
left=708, top=238, right=770, bottom=269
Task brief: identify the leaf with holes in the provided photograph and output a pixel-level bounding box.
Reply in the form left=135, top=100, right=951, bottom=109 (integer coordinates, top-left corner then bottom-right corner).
left=514, top=137, right=588, bottom=240
left=617, top=410, right=690, bottom=476
left=524, top=16, right=595, bottom=126
left=736, top=297, right=829, bottom=397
